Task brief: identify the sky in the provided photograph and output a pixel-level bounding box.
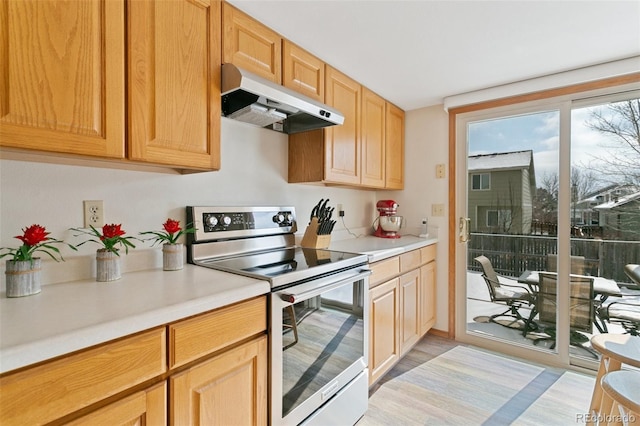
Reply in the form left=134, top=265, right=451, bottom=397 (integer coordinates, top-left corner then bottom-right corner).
left=467, top=104, right=623, bottom=190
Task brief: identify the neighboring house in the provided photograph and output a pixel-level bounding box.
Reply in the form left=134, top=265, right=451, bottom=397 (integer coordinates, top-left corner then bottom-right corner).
left=468, top=150, right=536, bottom=234
left=593, top=190, right=640, bottom=241
left=571, top=185, right=640, bottom=239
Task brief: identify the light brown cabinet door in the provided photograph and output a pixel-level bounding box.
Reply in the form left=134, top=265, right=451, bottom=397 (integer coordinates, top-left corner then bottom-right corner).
left=369, top=278, right=400, bottom=385
left=282, top=41, right=324, bottom=101
left=0, top=328, right=166, bottom=426
left=171, top=336, right=268, bottom=426
left=324, top=66, right=361, bottom=185
left=128, top=0, right=221, bottom=170
left=385, top=102, right=405, bottom=189
left=223, top=3, right=281, bottom=83
left=0, top=0, right=125, bottom=158
left=420, top=261, right=437, bottom=335
left=67, top=382, right=166, bottom=426
left=361, top=88, right=386, bottom=188
left=399, top=269, right=421, bottom=355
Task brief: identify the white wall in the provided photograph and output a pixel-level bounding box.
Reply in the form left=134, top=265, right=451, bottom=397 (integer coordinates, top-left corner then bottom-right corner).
left=1, top=109, right=451, bottom=332
left=0, top=118, right=376, bottom=283
left=381, top=104, right=450, bottom=332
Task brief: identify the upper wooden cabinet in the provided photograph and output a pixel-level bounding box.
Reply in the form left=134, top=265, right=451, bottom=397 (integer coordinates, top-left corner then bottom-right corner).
left=288, top=73, right=404, bottom=189
left=128, top=0, right=221, bottom=170
left=222, top=3, right=281, bottom=83
left=324, top=66, right=362, bottom=185
left=0, top=0, right=125, bottom=158
left=385, top=102, right=405, bottom=189
left=283, top=41, right=324, bottom=101
left=288, top=66, right=362, bottom=186
left=361, top=88, right=386, bottom=188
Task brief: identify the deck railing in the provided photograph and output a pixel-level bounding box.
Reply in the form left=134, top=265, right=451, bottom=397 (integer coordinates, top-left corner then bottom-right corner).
left=467, top=233, right=640, bottom=285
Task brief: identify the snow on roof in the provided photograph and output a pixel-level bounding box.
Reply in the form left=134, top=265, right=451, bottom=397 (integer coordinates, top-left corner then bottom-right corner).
left=594, top=191, right=640, bottom=210
left=468, top=150, right=533, bottom=172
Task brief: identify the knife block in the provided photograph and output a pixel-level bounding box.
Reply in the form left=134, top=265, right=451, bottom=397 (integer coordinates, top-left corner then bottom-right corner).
left=300, top=217, right=331, bottom=249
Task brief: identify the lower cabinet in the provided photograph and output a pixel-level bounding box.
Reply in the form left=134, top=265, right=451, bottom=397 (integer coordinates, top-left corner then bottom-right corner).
left=420, top=260, right=437, bottom=335
left=369, top=277, right=400, bottom=384
left=171, top=336, right=268, bottom=426
left=68, top=382, right=167, bottom=425
left=368, top=245, right=437, bottom=386
left=0, top=297, right=267, bottom=425
left=400, top=268, right=421, bottom=356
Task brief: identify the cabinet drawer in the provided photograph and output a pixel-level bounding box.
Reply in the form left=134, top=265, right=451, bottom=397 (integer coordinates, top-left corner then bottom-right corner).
left=169, top=296, right=267, bottom=369
left=0, top=328, right=166, bottom=426
left=400, top=249, right=422, bottom=272
left=369, top=256, right=400, bottom=287
left=421, top=244, right=437, bottom=264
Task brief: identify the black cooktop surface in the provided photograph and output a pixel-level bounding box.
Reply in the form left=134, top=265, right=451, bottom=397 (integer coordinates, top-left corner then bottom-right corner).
left=196, top=247, right=367, bottom=289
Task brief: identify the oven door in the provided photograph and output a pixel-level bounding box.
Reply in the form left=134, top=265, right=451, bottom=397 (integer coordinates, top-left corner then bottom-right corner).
left=270, top=267, right=371, bottom=426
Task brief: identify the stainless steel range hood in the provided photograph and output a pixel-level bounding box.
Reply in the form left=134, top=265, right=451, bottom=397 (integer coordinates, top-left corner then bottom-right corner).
left=221, top=63, right=344, bottom=134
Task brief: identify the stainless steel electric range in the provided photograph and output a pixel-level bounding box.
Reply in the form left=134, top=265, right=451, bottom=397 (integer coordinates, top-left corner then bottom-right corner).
left=186, top=206, right=371, bottom=426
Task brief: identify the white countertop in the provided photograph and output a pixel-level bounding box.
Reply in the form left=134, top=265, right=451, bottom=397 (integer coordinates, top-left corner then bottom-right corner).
left=0, top=235, right=437, bottom=375
left=330, top=235, right=438, bottom=262
left=0, top=265, right=269, bottom=374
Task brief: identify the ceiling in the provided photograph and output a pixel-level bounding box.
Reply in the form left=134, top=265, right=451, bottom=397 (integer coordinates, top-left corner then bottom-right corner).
left=226, top=0, right=640, bottom=111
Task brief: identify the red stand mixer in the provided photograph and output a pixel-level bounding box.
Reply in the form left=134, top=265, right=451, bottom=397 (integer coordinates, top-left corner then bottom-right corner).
left=373, top=200, right=403, bottom=239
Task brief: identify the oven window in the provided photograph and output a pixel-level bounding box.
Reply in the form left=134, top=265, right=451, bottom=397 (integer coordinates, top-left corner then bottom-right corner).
left=281, top=280, right=365, bottom=417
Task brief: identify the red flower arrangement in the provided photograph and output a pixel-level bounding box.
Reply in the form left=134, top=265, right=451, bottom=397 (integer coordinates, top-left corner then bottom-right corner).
left=71, top=224, right=136, bottom=256
left=141, top=219, right=196, bottom=245
left=0, top=224, right=76, bottom=262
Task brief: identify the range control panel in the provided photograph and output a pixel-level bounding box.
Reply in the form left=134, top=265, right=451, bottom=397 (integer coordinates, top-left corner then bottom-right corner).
left=187, top=206, right=297, bottom=242
left=202, top=210, right=294, bottom=232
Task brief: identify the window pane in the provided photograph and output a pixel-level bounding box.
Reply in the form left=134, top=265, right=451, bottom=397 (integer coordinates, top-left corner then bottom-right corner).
left=467, top=110, right=560, bottom=356
left=472, top=174, right=481, bottom=190
left=481, top=173, right=490, bottom=189
left=570, top=96, right=640, bottom=363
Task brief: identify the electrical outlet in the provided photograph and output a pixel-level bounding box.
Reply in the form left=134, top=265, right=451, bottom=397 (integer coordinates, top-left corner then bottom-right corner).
left=436, top=164, right=446, bottom=179
left=83, top=200, right=104, bottom=228
left=432, top=203, right=445, bottom=217
left=337, top=203, right=345, bottom=217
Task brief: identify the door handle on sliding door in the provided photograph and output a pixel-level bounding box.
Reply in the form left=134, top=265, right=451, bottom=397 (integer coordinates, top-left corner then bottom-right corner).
left=459, top=217, right=471, bottom=242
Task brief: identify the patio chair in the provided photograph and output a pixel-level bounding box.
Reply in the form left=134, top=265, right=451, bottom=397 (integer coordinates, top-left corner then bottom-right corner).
left=537, top=272, right=598, bottom=357
left=546, top=254, right=586, bottom=275
left=596, top=264, right=640, bottom=336
left=474, top=255, right=537, bottom=336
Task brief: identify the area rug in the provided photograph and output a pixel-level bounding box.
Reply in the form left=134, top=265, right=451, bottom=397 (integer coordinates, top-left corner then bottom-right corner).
left=359, top=346, right=594, bottom=426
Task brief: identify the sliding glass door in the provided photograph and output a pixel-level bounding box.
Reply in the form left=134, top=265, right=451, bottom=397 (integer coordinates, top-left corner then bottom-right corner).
left=455, top=89, right=640, bottom=368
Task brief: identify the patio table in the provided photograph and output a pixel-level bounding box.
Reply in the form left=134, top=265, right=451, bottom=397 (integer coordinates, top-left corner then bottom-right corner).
left=518, top=270, right=622, bottom=299
left=518, top=270, right=622, bottom=333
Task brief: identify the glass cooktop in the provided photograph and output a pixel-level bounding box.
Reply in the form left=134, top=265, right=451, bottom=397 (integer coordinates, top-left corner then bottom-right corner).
left=196, top=247, right=367, bottom=289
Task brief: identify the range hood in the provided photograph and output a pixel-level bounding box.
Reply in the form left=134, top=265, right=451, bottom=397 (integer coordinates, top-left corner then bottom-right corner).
left=221, top=63, right=344, bottom=134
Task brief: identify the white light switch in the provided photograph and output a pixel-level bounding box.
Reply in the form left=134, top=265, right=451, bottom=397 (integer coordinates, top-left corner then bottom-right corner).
left=432, top=203, right=445, bottom=217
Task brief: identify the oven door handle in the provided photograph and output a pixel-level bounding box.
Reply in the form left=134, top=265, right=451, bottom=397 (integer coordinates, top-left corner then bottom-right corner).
left=280, top=268, right=371, bottom=304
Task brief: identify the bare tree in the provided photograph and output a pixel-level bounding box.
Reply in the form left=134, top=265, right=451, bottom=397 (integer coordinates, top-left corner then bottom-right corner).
left=533, top=168, right=598, bottom=225
left=586, top=99, right=640, bottom=186
left=571, top=168, right=599, bottom=201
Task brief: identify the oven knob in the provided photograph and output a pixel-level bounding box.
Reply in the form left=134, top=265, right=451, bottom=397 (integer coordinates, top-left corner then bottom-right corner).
left=286, top=213, right=294, bottom=223
left=205, top=215, right=218, bottom=227
left=281, top=294, right=295, bottom=303
left=273, top=214, right=285, bottom=224
left=222, top=216, right=232, bottom=226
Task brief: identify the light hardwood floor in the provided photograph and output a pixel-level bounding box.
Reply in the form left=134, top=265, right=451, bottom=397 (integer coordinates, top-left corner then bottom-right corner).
left=359, top=334, right=596, bottom=425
